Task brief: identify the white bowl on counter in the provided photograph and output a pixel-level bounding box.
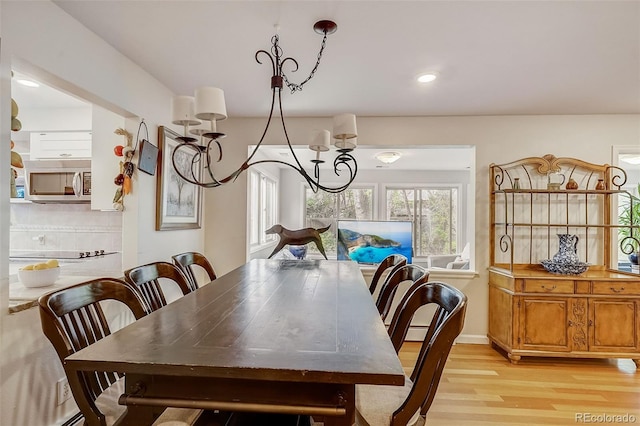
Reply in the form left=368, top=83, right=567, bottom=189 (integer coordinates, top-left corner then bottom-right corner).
left=17, top=267, right=61, bottom=288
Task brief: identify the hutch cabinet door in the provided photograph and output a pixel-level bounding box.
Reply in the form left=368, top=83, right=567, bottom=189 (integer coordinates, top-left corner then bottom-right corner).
left=488, top=285, right=516, bottom=348
left=519, top=297, right=572, bottom=352
left=588, top=299, right=639, bottom=352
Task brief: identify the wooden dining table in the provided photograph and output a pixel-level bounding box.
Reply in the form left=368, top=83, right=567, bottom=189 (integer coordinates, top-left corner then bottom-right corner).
left=65, top=259, right=405, bottom=425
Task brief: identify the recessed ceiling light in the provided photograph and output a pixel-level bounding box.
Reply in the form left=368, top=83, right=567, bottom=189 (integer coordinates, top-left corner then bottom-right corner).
left=16, top=79, right=40, bottom=88
left=417, top=73, right=437, bottom=83
left=375, top=151, right=402, bottom=164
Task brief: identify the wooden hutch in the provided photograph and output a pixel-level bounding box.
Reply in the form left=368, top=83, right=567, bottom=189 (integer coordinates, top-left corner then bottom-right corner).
left=488, top=154, right=640, bottom=365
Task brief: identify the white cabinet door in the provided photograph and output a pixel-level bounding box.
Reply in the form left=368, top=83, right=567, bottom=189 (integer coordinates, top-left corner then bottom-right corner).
left=30, top=131, right=92, bottom=159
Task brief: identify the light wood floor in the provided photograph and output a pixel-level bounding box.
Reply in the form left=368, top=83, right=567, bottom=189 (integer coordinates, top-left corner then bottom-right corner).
left=399, top=343, right=640, bottom=426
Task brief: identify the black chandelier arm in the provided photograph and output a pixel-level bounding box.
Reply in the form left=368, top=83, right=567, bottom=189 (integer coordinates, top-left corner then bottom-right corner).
left=280, top=57, right=299, bottom=76
left=255, top=49, right=276, bottom=77
left=248, top=155, right=357, bottom=194
left=245, top=85, right=278, bottom=166
left=171, top=143, right=209, bottom=187
left=277, top=91, right=306, bottom=172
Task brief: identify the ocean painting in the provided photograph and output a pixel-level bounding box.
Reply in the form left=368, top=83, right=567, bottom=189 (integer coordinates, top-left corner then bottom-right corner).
left=337, top=220, right=413, bottom=264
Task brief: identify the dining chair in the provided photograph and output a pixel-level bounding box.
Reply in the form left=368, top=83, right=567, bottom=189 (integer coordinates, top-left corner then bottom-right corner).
left=124, top=261, right=192, bottom=312
left=375, top=264, right=429, bottom=321
left=368, top=254, right=407, bottom=295
left=171, top=251, right=217, bottom=292
left=355, top=281, right=467, bottom=426
left=38, top=278, right=202, bottom=426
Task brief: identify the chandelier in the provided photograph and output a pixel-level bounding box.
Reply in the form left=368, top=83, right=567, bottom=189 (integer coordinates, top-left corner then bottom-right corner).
left=170, top=20, right=358, bottom=193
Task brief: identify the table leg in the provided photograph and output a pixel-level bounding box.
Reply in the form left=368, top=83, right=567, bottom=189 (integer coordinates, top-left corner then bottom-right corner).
left=323, top=386, right=355, bottom=426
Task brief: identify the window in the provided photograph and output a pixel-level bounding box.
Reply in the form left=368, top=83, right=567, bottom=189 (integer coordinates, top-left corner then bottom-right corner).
left=386, top=187, right=459, bottom=257
left=249, top=170, right=278, bottom=248
left=305, top=187, right=374, bottom=256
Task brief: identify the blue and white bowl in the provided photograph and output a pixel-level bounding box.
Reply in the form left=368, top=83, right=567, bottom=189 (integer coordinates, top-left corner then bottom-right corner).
left=288, top=245, right=308, bottom=260
left=541, top=260, right=589, bottom=275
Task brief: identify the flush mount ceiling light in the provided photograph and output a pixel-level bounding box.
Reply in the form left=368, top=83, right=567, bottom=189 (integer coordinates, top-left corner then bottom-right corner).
left=171, top=20, right=358, bottom=193
left=375, top=151, right=402, bottom=164
left=417, top=73, right=437, bottom=83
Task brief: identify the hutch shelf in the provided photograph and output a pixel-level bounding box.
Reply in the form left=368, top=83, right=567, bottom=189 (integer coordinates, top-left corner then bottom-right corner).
left=488, top=154, right=640, bottom=365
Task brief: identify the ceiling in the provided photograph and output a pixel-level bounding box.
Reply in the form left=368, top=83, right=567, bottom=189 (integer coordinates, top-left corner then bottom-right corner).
left=14, top=1, right=640, bottom=170
left=51, top=0, right=639, bottom=118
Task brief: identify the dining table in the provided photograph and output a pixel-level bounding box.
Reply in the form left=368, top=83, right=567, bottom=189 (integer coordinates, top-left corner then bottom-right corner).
left=65, top=259, right=405, bottom=426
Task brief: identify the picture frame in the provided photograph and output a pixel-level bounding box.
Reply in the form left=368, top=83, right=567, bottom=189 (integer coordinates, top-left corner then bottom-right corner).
left=156, top=126, right=202, bottom=230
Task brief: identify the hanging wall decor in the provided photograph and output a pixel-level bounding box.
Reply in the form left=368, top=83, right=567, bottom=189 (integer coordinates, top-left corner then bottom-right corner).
left=137, top=120, right=158, bottom=176
left=112, top=127, right=133, bottom=210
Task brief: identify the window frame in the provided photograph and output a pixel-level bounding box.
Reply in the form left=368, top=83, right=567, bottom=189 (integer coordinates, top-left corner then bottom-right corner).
left=384, top=183, right=464, bottom=260
left=248, top=169, right=279, bottom=252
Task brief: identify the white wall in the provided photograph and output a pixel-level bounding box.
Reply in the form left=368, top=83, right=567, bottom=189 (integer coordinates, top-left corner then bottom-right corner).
left=0, top=2, right=205, bottom=425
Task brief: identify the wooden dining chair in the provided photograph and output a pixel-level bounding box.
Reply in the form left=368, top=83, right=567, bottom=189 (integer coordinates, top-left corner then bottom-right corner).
left=356, top=281, right=467, bottom=426
left=38, top=278, right=202, bottom=426
left=124, top=261, right=193, bottom=312
left=369, top=254, right=407, bottom=295
left=375, top=264, right=429, bottom=321
left=172, top=251, right=217, bottom=292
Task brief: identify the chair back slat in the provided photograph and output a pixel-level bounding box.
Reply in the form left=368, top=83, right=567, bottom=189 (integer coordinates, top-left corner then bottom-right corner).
left=39, top=278, right=147, bottom=426
left=138, top=279, right=167, bottom=311
left=376, top=264, right=429, bottom=321
left=172, top=252, right=217, bottom=291
left=124, top=262, right=191, bottom=312
left=386, top=281, right=467, bottom=426
left=369, top=254, right=407, bottom=295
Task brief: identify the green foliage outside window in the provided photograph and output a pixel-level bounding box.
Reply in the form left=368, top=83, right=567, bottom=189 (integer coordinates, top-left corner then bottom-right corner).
left=387, top=188, right=458, bottom=257
left=305, top=188, right=373, bottom=256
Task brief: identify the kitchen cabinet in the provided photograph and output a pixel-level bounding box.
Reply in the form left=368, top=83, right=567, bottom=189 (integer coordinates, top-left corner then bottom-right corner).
left=30, top=131, right=92, bottom=159
left=488, top=154, right=640, bottom=365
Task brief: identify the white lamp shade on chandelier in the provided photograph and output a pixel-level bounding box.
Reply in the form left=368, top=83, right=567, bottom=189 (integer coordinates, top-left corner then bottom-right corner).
left=333, top=113, right=358, bottom=150
left=309, top=129, right=331, bottom=152
left=195, top=87, right=227, bottom=121
left=171, top=96, right=200, bottom=126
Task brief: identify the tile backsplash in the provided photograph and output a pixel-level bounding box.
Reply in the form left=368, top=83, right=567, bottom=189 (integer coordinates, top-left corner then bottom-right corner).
left=10, top=203, right=122, bottom=253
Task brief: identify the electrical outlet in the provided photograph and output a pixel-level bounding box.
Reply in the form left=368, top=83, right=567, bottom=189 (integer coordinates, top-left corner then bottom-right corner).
left=57, top=378, right=71, bottom=405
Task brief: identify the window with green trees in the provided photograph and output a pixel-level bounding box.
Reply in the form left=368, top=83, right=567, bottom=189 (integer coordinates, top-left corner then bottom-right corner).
left=305, top=187, right=374, bottom=256
left=386, top=187, right=459, bottom=257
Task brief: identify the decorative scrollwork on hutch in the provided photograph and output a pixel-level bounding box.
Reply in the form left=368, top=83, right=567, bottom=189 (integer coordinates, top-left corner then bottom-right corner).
left=490, top=154, right=636, bottom=272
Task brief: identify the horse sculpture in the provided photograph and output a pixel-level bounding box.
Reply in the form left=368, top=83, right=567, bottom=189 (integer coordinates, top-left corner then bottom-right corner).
left=266, top=224, right=331, bottom=260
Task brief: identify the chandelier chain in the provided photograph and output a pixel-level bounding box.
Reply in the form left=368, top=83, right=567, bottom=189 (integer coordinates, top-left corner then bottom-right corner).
left=281, top=32, right=328, bottom=93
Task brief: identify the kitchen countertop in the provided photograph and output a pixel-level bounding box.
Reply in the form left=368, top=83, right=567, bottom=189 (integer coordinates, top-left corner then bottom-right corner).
left=9, top=253, right=123, bottom=313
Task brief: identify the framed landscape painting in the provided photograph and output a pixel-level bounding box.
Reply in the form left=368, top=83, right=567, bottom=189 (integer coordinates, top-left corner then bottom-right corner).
left=156, top=126, right=202, bottom=230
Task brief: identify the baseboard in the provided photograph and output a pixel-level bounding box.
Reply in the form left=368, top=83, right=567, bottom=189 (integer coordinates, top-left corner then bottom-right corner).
left=455, top=334, right=490, bottom=345
left=406, top=327, right=488, bottom=345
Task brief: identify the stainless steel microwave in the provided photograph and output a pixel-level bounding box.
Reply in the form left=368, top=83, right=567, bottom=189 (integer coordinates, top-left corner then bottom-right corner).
left=23, top=160, right=91, bottom=203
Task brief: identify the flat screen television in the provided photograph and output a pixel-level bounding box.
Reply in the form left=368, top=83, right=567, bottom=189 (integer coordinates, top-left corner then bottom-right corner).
left=337, top=220, right=413, bottom=264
